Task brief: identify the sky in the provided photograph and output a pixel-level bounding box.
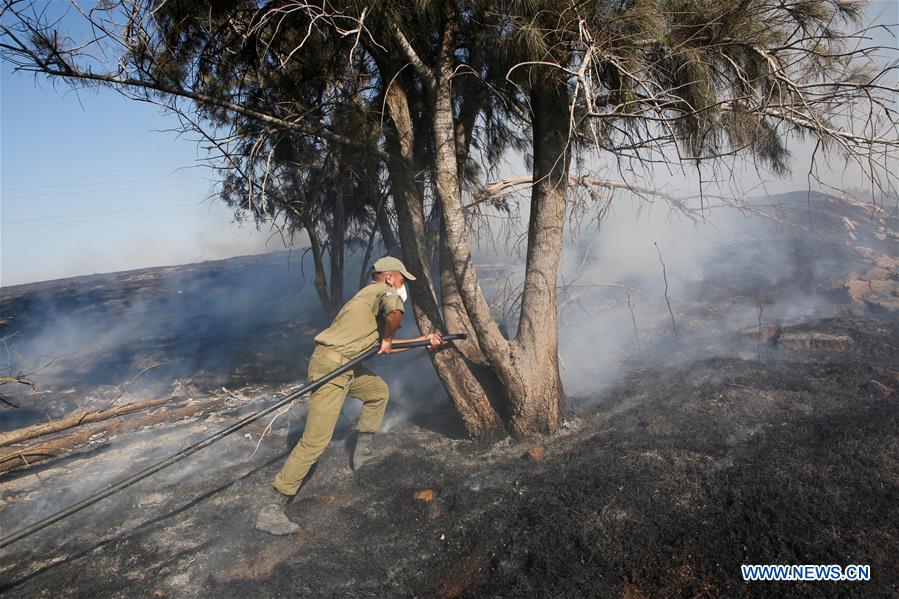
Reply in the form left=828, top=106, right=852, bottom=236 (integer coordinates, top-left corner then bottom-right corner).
left=0, top=1, right=896, bottom=287
left=0, top=76, right=279, bottom=286
left=0, top=2, right=279, bottom=287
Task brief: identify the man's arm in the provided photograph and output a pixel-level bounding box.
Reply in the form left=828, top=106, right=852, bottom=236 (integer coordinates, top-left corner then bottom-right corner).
left=378, top=311, right=445, bottom=354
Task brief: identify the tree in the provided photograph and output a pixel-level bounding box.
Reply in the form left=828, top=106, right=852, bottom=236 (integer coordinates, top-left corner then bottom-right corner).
left=135, top=2, right=396, bottom=314
left=215, top=98, right=393, bottom=315
left=3, top=0, right=896, bottom=440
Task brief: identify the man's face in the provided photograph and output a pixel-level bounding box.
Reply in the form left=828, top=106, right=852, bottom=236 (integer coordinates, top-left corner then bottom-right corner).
left=386, top=272, right=405, bottom=290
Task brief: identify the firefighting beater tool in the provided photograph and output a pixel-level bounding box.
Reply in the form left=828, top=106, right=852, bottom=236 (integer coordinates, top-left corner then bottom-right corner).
left=0, top=334, right=467, bottom=549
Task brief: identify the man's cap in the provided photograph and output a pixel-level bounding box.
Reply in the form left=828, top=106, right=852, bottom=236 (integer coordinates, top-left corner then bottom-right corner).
left=373, top=256, right=416, bottom=281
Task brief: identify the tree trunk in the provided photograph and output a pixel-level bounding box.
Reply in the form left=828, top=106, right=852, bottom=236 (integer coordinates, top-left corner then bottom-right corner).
left=377, top=21, right=567, bottom=440
left=430, top=20, right=522, bottom=403
left=358, top=199, right=385, bottom=290
left=430, top=20, right=567, bottom=437
left=377, top=199, right=399, bottom=253
left=439, top=224, right=511, bottom=428
left=381, top=65, right=505, bottom=440
left=303, top=212, right=333, bottom=313
left=438, top=222, right=484, bottom=363
left=330, top=181, right=346, bottom=308
left=506, top=85, right=570, bottom=436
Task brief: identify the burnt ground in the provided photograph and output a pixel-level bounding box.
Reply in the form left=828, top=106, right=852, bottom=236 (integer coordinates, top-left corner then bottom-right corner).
left=0, top=191, right=897, bottom=597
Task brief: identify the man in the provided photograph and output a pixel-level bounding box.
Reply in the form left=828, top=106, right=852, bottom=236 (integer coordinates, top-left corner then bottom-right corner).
left=255, top=256, right=445, bottom=535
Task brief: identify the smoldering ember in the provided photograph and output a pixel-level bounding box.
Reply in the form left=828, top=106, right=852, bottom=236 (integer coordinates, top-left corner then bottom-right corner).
left=1, top=1, right=898, bottom=598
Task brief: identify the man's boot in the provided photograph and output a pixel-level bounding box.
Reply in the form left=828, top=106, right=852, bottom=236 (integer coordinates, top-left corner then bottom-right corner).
left=255, top=489, right=302, bottom=535
left=352, top=432, right=377, bottom=470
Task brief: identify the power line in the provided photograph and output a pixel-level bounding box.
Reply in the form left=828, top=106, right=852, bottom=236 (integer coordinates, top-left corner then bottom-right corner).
left=2, top=181, right=206, bottom=201
left=2, top=176, right=207, bottom=193
left=2, top=205, right=209, bottom=233
left=2, top=205, right=209, bottom=232
left=3, top=202, right=206, bottom=224
left=2, top=171, right=197, bottom=184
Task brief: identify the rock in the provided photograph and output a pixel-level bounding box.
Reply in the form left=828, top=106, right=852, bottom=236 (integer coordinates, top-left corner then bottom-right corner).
left=778, top=331, right=854, bottom=352
left=413, top=489, right=438, bottom=502
left=867, top=380, right=894, bottom=398
left=526, top=446, right=545, bottom=462
left=740, top=324, right=781, bottom=345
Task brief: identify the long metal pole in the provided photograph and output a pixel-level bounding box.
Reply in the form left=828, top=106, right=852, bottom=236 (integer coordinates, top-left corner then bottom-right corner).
left=0, top=334, right=465, bottom=549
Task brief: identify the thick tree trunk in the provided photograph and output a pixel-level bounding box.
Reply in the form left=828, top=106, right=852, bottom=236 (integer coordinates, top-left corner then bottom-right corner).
left=430, top=21, right=525, bottom=415
left=506, top=85, right=570, bottom=436
left=382, top=73, right=505, bottom=440
left=377, top=19, right=567, bottom=440
left=439, top=226, right=511, bottom=429
left=430, top=21, right=568, bottom=437
left=439, top=227, right=483, bottom=363
left=431, top=22, right=512, bottom=364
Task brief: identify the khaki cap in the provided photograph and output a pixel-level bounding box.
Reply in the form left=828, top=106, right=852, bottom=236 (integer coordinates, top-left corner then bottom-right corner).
left=373, top=256, right=416, bottom=280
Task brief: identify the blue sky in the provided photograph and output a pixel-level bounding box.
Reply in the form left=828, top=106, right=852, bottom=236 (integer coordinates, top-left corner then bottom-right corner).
left=0, top=0, right=278, bottom=287
left=1, top=2, right=896, bottom=287
left=0, top=65, right=275, bottom=286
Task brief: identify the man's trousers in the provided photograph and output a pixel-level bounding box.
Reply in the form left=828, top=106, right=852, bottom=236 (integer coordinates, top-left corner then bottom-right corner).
left=272, top=349, right=389, bottom=496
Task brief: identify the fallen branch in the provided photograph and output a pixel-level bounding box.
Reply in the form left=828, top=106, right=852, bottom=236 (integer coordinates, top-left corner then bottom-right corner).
left=0, top=397, right=19, bottom=408
left=0, top=397, right=172, bottom=448
left=0, top=376, right=36, bottom=390
left=0, top=398, right=227, bottom=474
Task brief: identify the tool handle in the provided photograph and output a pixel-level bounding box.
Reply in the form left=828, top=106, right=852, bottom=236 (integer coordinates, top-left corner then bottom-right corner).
left=390, top=332, right=467, bottom=350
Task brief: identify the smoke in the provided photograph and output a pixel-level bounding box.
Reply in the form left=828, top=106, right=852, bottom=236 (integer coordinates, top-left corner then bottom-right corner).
left=0, top=250, right=330, bottom=425
left=325, top=187, right=889, bottom=427
left=470, top=188, right=893, bottom=398
left=2, top=185, right=889, bottom=436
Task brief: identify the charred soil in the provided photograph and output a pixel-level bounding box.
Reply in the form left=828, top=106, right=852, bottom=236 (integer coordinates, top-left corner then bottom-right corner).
left=0, top=315, right=896, bottom=598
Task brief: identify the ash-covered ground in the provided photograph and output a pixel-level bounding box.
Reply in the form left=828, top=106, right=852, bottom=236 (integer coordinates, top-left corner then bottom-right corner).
left=0, top=191, right=897, bottom=597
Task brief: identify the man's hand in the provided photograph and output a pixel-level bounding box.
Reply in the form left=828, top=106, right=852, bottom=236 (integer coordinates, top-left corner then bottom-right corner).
left=378, top=338, right=394, bottom=355
left=427, top=332, right=446, bottom=350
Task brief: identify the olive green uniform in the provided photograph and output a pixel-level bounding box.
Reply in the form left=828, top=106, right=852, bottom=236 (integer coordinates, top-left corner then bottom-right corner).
left=273, top=281, right=404, bottom=496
